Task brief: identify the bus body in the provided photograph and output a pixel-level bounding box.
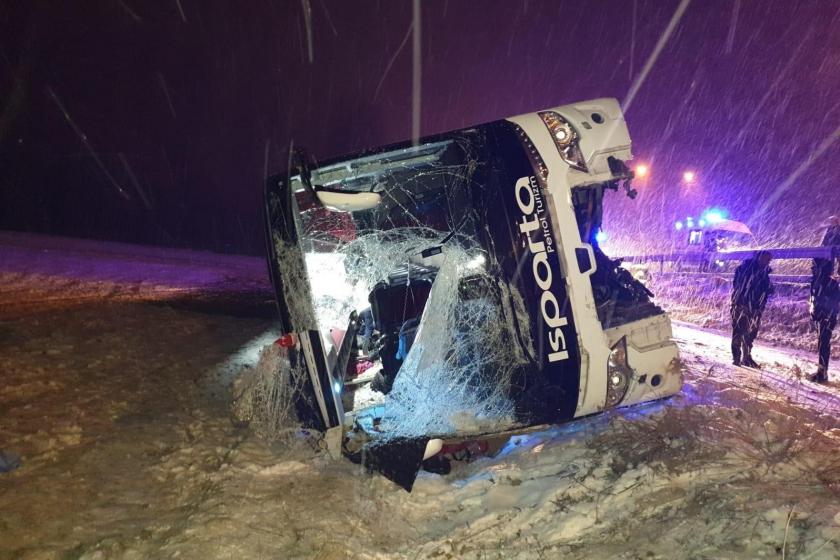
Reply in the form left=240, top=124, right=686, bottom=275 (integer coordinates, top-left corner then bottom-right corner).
left=264, top=98, right=681, bottom=490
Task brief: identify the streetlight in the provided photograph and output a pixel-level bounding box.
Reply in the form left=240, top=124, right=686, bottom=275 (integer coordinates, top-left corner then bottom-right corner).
left=682, top=170, right=696, bottom=184
left=635, top=164, right=649, bottom=179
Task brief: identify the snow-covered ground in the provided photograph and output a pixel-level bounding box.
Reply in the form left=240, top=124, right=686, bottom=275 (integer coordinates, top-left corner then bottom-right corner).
left=0, top=231, right=274, bottom=317
left=651, top=272, right=839, bottom=359
left=2, top=233, right=840, bottom=559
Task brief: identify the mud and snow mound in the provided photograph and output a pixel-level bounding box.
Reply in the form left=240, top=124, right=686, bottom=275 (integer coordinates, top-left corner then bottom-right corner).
left=232, top=343, right=306, bottom=441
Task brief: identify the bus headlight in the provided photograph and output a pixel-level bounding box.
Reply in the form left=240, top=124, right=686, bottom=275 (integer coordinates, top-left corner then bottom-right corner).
left=538, top=111, right=588, bottom=172
left=605, top=337, right=633, bottom=408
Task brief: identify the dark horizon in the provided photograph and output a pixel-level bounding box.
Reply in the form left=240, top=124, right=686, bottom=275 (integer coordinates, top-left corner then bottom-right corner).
left=1, top=0, right=838, bottom=255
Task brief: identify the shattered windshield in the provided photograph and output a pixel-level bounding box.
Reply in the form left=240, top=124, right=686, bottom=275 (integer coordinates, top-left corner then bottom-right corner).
left=286, top=122, right=582, bottom=438
left=290, top=137, right=485, bottom=338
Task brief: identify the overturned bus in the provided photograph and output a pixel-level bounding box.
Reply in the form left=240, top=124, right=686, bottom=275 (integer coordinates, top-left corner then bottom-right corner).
left=264, top=98, right=681, bottom=490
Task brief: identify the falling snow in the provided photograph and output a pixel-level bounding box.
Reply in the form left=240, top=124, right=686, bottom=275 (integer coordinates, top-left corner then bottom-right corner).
left=2, top=2, right=840, bottom=558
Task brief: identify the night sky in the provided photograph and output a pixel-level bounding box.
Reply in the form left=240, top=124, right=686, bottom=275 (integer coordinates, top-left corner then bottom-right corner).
left=1, top=0, right=838, bottom=254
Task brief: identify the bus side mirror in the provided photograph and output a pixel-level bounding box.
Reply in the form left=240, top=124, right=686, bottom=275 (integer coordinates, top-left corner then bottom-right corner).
left=315, top=190, right=381, bottom=212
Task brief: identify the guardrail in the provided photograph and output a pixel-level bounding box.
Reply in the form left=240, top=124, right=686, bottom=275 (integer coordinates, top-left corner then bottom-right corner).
left=623, top=245, right=840, bottom=266
left=654, top=271, right=811, bottom=284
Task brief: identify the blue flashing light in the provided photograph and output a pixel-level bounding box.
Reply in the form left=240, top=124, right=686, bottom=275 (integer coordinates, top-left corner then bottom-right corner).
left=702, top=208, right=727, bottom=225
left=333, top=381, right=342, bottom=394
left=595, top=230, right=608, bottom=244
left=674, top=221, right=684, bottom=231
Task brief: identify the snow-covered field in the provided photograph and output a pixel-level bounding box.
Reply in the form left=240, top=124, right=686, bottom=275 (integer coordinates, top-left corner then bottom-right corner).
left=650, top=272, right=839, bottom=359
left=2, top=233, right=840, bottom=559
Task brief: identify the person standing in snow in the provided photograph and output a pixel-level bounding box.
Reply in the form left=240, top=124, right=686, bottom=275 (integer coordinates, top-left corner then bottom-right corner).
left=730, top=250, right=774, bottom=368
left=808, top=258, right=839, bottom=383
left=807, top=215, right=840, bottom=382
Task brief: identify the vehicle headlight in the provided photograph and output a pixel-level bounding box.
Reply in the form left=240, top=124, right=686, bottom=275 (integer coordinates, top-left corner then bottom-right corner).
left=605, top=337, right=633, bottom=408
left=538, top=111, right=588, bottom=172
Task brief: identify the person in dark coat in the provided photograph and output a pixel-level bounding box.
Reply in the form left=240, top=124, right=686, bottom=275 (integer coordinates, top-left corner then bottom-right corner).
left=808, top=258, right=839, bottom=383
left=821, top=216, right=840, bottom=246
left=820, top=215, right=840, bottom=280
left=731, top=250, right=774, bottom=368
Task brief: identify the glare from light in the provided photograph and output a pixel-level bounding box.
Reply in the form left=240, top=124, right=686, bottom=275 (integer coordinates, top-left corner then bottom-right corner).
left=333, top=381, right=341, bottom=394
left=595, top=230, right=608, bottom=244
left=702, top=208, right=727, bottom=224
left=635, top=164, right=649, bottom=179
left=465, top=254, right=486, bottom=270
left=698, top=219, right=706, bottom=227
left=674, top=221, right=684, bottom=230
left=682, top=170, right=696, bottom=183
